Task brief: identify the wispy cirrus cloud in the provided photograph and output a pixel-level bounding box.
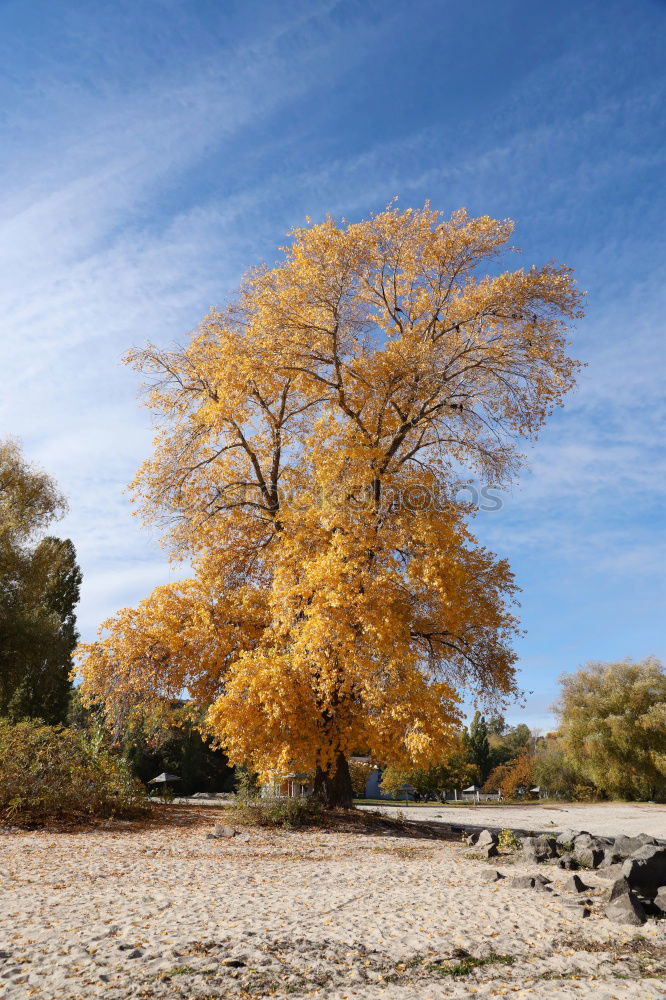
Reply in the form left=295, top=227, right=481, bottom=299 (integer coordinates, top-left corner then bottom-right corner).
left=1, top=0, right=664, bottom=722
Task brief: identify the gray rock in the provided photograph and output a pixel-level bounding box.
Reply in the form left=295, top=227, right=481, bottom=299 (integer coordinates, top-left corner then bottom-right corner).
left=477, top=842, right=499, bottom=858
left=599, top=847, right=625, bottom=867
left=477, top=829, right=499, bottom=847
left=609, top=876, right=632, bottom=902
left=637, top=833, right=658, bottom=846
left=522, top=835, right=558, bottom=863
left=466, top=828, right=498, bottom=847
left=555, top=829, right=578, bottom=851
left=574, top=844, right=604, bottom=869
left=613, top=835, right=644, bottom=858
left=512, top=875, right=537, bottom=889
left=565, top=874, right=591, bottom=894
left=558, top=855, right=579, bottom=871
left=621, top=845, right=666, bottom=897
left=127, top=949, right=143, bottom=959
left=595, top=862, right=625, bottom=882
left=481, top=870, right=504, bottom=882
left=511, top=873, right=551, bottom=891
left=605, top=891, right=647, bottom=926
left=573, top=832, right=610, bottom=850
left=211, top=824, right=237, bottom=839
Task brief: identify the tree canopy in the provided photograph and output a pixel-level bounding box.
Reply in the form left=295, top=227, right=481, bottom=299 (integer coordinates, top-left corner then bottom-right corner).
left=556, top=657, right=666, bottom=800
left=0, top=440, right=81, bottom=722
left=76, top=204, right=582, bottom=805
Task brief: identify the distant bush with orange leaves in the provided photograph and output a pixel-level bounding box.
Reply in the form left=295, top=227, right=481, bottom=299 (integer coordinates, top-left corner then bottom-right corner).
left=482, top=748, right=535, bottom=799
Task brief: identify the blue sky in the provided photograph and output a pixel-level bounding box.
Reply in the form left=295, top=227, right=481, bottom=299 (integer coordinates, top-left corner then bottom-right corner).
left=1, top=0, right=664, bottom=729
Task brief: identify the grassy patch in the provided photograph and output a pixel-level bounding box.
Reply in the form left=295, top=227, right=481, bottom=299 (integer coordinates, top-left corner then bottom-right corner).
left=553, top=933, right=666, bottom=977
left=427, top=953, right=515, bottom=977
left=159, top=965, right=198, bottom=979
left=536, top=970, right=589, bottom=982
left=368, top=844, right=436, bottom=859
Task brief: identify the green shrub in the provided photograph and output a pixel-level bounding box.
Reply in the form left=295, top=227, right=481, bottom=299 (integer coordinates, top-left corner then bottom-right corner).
left=0, top=719, right=148, bottom=826
left=498, top=828, right=521, bottom=851
left=233, top=765, right=262, bottom=802
left=571, top=784, right=602, bottom=802
left=234, top=795, right=322, bottom=829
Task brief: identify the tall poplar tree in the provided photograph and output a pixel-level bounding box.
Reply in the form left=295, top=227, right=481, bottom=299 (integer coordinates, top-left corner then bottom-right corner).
left=77, top=204, right=582, bottom=806
left=0, top=440, right=81, bottom=722
left=466, top=711, right=492, bottom=782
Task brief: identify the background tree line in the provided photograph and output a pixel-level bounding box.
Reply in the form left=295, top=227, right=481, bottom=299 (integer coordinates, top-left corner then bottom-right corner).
left=378, top=712, right=533, bottom=801
left=482, top=656, right=666, bottom=802
left=378, top=657, right=666, bottom=803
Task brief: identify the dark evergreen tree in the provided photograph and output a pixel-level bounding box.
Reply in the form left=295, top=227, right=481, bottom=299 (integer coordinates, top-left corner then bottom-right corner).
left=466, top=710, right=492, bottom=781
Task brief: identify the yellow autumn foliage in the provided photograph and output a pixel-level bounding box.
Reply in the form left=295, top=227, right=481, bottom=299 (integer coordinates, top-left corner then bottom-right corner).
left=76, top=203, right=582, bottom=790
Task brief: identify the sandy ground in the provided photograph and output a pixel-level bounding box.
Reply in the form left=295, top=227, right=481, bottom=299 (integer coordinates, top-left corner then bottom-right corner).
left=359, top=802, right=666, bottom=839
left=1, top=809, right=665, bottom=1000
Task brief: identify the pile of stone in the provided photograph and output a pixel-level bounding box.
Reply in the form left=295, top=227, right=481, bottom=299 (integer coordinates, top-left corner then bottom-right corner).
left=465, top=829, right=500, bottom=858
left=466, top=826, right=666, bottom=926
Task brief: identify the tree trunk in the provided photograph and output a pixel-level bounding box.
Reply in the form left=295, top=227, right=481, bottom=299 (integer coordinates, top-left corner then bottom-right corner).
left=313, top=751, right=353, bottom=808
